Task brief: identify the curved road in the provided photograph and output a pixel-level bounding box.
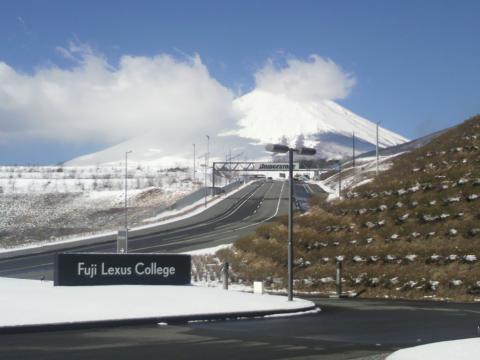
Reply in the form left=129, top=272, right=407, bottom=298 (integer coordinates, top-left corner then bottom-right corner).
left=0, top=181, right=478, bottom=359
left=0, top=180, right=322, bottom=280
left=1, top=298, right=479, bottom=359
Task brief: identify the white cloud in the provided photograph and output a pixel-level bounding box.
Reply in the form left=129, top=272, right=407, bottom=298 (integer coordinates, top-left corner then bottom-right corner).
left=0, top=48, right=358, bottom=164
left=255, top=55, right=355, bottom=102
left=0, top=44, right=235, bottom=149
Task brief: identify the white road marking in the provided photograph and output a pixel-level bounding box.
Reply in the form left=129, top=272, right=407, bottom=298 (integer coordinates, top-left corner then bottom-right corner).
left=131, top=182, right=268, bottom=241
left=124, top=182, right=282, bottom=253
left=133, top=234, right=239, bottom=252
left=209, top=182, right=268, bottom=223
left=234, top=181, right=286, bottom=230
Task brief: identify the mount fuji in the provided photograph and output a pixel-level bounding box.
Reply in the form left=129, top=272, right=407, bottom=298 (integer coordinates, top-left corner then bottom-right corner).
left=226, top=89, right=408, bottom=159
left=66, top=90, right=408, bottom=167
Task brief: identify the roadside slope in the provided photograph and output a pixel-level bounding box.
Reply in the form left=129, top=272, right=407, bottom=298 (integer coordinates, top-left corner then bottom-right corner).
left=218, top=115, right=480, bottom=301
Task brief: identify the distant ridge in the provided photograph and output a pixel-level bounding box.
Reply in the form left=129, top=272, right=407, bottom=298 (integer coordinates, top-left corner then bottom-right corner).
left=358, top=128, right=449, bottom=159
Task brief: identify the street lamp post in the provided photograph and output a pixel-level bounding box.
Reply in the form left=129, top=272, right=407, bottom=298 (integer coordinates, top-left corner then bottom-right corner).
left=193, top=143, right=196, bottom=181
left=124, top=150, right=132, bottom=252
left=229, top=149, right=232, bottom=184
left=352, top=131, right=356, bottom=168
left=205, top=135, right=210, bottom=207
left=338, top=160, right=342, bottom=198
left=212, top=161, right=216, bottom=194
left=265, top=143, right=316, bottom=301
left=376, top=122, right=380, bottom=175
left=287, top=147, right=294, bottom=301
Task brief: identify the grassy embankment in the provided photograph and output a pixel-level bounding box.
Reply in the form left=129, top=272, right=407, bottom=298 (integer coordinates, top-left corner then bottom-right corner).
left=216, top=116, right=480, bottom=301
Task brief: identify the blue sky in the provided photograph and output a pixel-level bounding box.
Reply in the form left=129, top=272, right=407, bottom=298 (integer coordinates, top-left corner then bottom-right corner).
left=0, top=0, right=479, bottom=165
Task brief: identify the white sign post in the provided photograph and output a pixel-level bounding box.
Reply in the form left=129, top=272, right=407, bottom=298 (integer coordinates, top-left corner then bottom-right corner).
left=117, top=229, right=128, bottom=254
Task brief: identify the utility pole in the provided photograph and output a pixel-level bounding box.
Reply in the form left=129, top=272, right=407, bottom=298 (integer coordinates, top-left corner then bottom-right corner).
left=265, top=143, right=316, bottom=301
left=124, top=150, right=132, bottom=252
left=376, top=122, right=379, bottom=175
left=204, top=135, right=210, bottom=207
left=193, top=143, right=196, bottom=181
left=287, top=148, right=294, bottom=301
left=212, top=162, right=216, bottom=195
left=207, top=135, right=210, bottom=197
left=225, top=153, right=228, bottom=186
left=352, top=131, right=356, bottom=168
left=336, top=259, right=342, bottom=297
left=338, top=160, right=342, bottom=198
left=204, top=152, right=207, bottom=208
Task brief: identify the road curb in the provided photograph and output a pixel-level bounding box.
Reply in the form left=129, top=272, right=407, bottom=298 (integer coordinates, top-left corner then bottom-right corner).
left=0, top=305, right=318, bottom=334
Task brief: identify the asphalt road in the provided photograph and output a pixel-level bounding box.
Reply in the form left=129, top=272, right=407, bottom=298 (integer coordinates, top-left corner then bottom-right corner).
left=1, top=298, right=479, bottom=360
left=1, top=181, right=478, bottom=359
left=0, top=180, right=322, bottom=280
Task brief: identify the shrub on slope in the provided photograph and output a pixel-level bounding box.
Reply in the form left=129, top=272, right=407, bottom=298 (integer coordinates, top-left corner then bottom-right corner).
left=220, top=115, right=480, bottom=301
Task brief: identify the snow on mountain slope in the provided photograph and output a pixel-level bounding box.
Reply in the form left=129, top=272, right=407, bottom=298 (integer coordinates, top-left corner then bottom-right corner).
left=65, top=134, right=192, bottom=168
left=65, top=132, right=268, bottom=167
left=227, top=90, right=408, bottom=158
left=66, top=90, right=408, bottom=167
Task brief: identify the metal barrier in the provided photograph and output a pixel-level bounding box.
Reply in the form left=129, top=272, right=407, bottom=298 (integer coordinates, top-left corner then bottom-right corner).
left=166, top=180, right=244, bottom=212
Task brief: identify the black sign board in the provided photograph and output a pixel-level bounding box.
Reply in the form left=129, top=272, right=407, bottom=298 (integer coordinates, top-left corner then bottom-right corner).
left=54, top=253, right=191, bottom=286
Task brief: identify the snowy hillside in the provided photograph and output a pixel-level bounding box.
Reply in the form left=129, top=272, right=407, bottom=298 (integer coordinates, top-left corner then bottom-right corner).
left=316, top=153, right=405, bottom=201
left=0, top=165, right=201, bottom=248
left=0, top=165, right=197, bottom=194
left=64, top=134, right=197, bottom=168
left=66, top=90, right=408, bottom=167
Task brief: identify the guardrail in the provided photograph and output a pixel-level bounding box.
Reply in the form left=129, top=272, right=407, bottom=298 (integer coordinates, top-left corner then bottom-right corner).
left=165, top=181, right=244, bottom=212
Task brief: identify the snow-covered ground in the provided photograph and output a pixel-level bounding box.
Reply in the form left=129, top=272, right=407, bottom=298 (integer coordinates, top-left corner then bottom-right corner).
left=183, top=243, right=232, bottom=256
left=314, top=153, right=403, bottom=201
left=0, top=164, right=199, bottom=194
left=0, top=277, right=315, bottom=328
left=0, top=164, right=204, bottom=249
left=0, top=180, right=251, bottom=254
left=387, top=338, right=480, bottom=360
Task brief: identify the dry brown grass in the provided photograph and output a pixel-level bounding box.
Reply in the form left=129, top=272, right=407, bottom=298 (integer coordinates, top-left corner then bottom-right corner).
left=218, top=116, right=480, bottom=301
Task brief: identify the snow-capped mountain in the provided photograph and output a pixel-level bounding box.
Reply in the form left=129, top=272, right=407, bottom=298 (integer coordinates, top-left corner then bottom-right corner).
left=227, top=90, right=408, bottom=159
left=66, top=90, right=408, bottom=167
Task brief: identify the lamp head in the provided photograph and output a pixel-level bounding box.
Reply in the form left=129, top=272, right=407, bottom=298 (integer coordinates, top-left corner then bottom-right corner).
left=265, top=144, right=289, bottom=153
left=296, top=147, right=316, bottom=156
